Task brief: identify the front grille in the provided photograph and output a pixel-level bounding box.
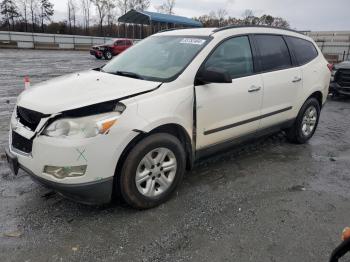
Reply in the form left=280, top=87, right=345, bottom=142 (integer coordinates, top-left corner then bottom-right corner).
left=336, top=69, right=350, bottom=87
left=12, top=132, right=33, bottom=154
left=17, top=106, right=47, bottom=131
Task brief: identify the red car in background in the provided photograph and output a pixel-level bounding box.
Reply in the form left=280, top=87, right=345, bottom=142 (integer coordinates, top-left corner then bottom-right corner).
left=90, top=38, right=133, bottom=60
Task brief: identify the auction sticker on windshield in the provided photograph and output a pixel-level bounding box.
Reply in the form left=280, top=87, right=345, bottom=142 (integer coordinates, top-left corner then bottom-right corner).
left=180, top=38, right=206, bottom=45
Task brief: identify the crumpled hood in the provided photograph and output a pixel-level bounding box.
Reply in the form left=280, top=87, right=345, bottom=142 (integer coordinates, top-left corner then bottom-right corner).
left=17, top=70, right=161, bottom=114
left=92, top=44, right=109, bottom=49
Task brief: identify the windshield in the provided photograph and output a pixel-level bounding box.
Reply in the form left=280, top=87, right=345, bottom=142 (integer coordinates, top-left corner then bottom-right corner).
left=104, top=39, right=115, bottom=45
left=102, top=35, right=210, bottom=82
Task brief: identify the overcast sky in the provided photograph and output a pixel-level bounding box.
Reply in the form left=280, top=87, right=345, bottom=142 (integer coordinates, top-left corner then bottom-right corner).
left=51, top=0, right=350, bottom=31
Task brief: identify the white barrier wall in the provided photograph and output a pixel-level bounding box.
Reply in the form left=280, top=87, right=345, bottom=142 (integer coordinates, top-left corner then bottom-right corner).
left=0, top=31, right=136, bottom=49
left=0, top=30, right=349, bottom=61
left=305, top=31, right=350, bottom=62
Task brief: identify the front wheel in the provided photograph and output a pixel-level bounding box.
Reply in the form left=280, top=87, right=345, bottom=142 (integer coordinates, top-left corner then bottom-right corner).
left=103, top=50, right=113, bottom=60
left=286, top=97, right=321, bottom=144
left=119, top=133, right=186, bottom=209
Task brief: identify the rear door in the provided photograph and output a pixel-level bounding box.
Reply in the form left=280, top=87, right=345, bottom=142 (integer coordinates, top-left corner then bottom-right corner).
left=195, top=36, right=263, bottom=149
left=253, top=34, right=302, bottom=129
left=122, top=40, right=132, bottom=52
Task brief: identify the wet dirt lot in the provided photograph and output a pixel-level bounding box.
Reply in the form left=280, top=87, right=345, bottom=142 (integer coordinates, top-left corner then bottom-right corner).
left=1, top=49, right=350, bottom=262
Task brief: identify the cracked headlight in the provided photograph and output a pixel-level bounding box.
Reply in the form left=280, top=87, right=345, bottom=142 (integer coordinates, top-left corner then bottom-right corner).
left=43, top=101, right=126, bottom=138
left=43, top=114, right=120, bottom=138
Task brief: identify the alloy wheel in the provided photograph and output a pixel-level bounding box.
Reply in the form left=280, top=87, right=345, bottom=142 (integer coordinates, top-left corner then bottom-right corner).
left=135, top=147, right=177, bottom=198
left=301, top=105, right=318, bottom=137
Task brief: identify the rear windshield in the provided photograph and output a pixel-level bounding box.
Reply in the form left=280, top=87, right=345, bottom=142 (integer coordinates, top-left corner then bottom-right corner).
left=102, top=35, right=210, bottom=82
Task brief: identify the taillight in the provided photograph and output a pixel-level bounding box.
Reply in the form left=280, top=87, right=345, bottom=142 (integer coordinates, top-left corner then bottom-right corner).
left=327, top=63, right=334, bottom=72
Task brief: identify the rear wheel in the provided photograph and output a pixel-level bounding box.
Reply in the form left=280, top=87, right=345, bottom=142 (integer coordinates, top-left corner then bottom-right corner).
left=286, top=97, right=320, bottom=144
left=119, top=133, right=186, bottom=209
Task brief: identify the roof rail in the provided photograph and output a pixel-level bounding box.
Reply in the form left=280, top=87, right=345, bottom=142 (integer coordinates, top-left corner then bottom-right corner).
left=158, top=27, right=193, bottom=33
left=158, top=28, right=178, bottom=33
left=212, top=25, right=303, bottom=35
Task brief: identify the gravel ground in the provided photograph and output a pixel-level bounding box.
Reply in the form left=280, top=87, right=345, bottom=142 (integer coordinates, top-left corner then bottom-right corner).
left=1, top=49, right=350, bottom=262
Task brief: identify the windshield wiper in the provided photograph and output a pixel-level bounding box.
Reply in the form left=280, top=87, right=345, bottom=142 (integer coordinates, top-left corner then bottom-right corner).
left=114, top=71, right=144, bottom=80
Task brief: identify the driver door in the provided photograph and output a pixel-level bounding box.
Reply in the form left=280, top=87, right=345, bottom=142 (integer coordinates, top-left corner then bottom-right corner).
left=114, top=40, right=124, bottom=54
left=195, top=36, right=263, bottom=149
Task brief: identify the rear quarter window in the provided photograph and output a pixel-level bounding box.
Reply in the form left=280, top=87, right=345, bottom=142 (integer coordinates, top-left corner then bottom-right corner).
left=286, top=36, right=318, bottom=65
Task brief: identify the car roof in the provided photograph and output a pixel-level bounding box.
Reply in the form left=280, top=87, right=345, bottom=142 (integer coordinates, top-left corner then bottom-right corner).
left=112, top=38, right=132, bottom=41
left=157, top=26, right=311, bottom=41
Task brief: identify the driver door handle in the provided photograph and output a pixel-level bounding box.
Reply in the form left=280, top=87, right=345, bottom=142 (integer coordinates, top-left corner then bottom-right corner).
left=292, top=76, right=302, bottom=83
left=248, top=85, right=261, bottom=93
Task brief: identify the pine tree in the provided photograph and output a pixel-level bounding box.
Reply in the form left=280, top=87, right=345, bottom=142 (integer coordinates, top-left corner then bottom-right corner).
left=39, top=0, right=53, bottom=32
left=0, top=0, right=20, bottom=30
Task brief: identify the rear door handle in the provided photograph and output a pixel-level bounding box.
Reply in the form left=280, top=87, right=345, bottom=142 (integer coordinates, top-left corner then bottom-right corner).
left=248, top=85, right=261, bottom=93
left=292, top=77, right=302, bottom=83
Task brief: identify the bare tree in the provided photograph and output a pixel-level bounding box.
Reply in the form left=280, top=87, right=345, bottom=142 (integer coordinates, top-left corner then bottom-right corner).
left=19, top=0, right=29, bottom=31
left=194, top=10, right=290, bottom=29
left=67, top=0, right=78, bottom=34
left=29, top=0, right=39, bottom=32
left=39, top=0, right=54, bottom=32
left=128, top=0, right=150, bottom=11
left=106, top=0, right=116, bottom=34
left=271, top=17, right=289, bottom=28
left=242, top=9, right=254, bottom=25
left=217, top=8, right=227, bottom=26
left=80, top=0, right=91, bottom=34
left=116, top=0, right=128, bottom=15
left=92, top=0, right=108, bottom=36
left=156, top=0, right=175, bottom=15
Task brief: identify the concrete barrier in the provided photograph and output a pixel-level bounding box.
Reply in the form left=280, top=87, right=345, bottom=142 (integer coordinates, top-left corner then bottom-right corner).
left=0, top=31, right=139, bottom=50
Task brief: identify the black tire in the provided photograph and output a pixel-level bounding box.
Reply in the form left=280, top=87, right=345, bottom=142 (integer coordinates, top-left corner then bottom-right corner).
left=119, top=133, right=186, bottom=209
left=286, top=97, right=321, bottom=144
left=104, top=50, right=113, bottom=60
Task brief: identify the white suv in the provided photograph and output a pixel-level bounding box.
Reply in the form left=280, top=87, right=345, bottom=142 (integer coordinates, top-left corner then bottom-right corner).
left=6, top=26, right=331, bottom=208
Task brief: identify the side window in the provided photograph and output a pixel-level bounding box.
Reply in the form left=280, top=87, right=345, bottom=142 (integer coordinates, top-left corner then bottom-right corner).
left=287, top=36, right=318, bottom=65
left=254, top=35, right=292, bottom=72
left=115, top=40, right=123, bottom=46
left=204, top=36, right=254, bottom=79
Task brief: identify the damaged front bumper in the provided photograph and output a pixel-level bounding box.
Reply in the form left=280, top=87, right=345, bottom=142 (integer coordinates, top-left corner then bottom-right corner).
left=90, top=49, right=103, bottom=57
left=330, top=82, right=350, bottom=96
left=5, top=147, right=114, bottom=205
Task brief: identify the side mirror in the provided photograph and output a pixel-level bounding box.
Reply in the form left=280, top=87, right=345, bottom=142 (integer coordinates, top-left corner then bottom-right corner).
left=196, top=67, right=232, bottom=85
